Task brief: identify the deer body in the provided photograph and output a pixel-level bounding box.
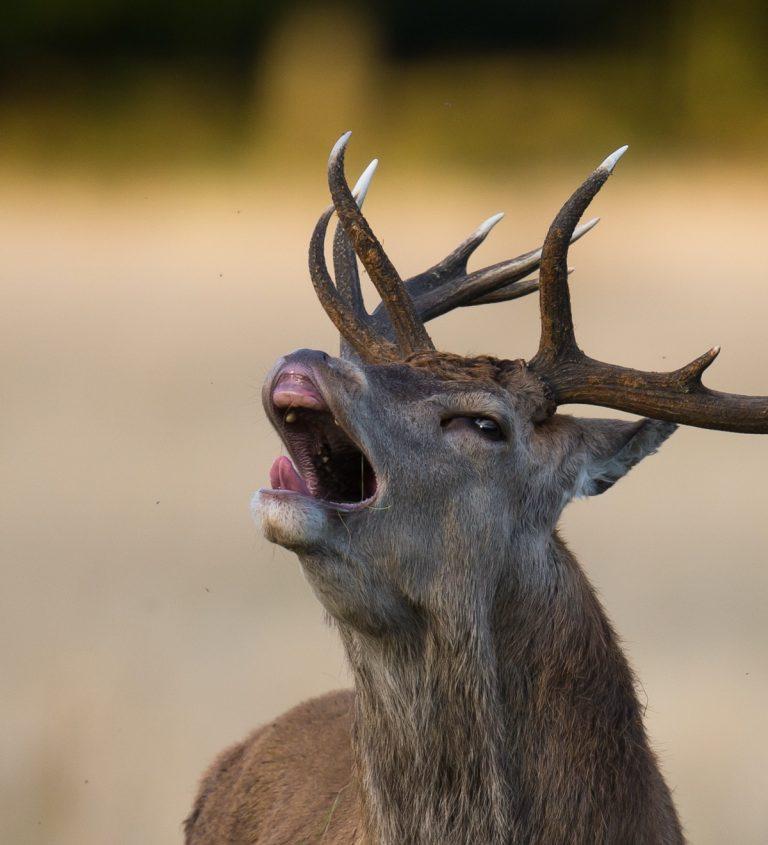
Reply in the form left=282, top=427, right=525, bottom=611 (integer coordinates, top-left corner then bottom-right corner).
left=186, top=134, right=768, bottom=843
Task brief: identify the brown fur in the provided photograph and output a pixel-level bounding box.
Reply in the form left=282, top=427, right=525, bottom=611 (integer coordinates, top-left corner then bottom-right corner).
left=185, top=691, right=360, bottom=844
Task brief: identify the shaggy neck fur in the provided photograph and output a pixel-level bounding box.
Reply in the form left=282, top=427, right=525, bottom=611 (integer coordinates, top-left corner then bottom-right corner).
left=339, top=534, right=683, bottom=845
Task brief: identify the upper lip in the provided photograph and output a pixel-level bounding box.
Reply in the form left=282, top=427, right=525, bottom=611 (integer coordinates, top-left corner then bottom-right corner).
left=264, top=360, right=378, bottom=510
left=271, top=366, right=328, bottom=413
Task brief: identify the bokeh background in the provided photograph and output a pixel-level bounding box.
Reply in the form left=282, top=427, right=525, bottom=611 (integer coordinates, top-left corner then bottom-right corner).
left=2, top=2, right=768, bottom=842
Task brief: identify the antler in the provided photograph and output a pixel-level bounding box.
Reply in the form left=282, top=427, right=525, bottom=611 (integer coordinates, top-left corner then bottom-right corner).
left=309, top=133, right=436, bottom=361
left=331, top=159, right=379, bottom=361
left=367, top=218, right=596, bottom=335
left=311, top=132, right=598, bottom=357
left=308, top=201, right=401, bottom=363
left=332, top=158, right=377, bottom=321
left=528, top=147, right=768, bottom=434
left=328, top=132, right=435, bottom=357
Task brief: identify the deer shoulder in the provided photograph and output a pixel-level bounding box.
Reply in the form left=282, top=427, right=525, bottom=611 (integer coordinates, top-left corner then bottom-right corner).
left=185, top=689, right=359, bottom=844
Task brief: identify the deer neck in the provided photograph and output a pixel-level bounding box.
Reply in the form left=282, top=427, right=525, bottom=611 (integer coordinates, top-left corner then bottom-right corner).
left=339, top=533, right=666, bottom=845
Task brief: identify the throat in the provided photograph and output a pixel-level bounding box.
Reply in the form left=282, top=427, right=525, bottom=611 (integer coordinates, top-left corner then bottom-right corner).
left=336, top=540, right=668, bottom=845
left=343, top=621, right=513, bottom=845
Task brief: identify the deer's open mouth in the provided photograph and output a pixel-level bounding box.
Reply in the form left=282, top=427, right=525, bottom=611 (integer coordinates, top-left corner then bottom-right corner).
left=265, top=366, right=377, bottom=511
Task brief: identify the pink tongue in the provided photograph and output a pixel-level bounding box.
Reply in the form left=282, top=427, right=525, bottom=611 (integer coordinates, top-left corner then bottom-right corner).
left=269, top=456, right=310, bottom=496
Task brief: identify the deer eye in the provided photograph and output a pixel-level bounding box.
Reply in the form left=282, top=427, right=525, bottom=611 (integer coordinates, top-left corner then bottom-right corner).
left=472, top=417, right=501, bottom=437
left=471, top=417, right=504, bottom=440
left=441, top=415, right=505, bottom=442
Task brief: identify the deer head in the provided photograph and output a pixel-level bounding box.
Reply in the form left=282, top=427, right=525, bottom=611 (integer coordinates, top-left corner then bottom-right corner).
left=256, top=133, right=768, bottom=630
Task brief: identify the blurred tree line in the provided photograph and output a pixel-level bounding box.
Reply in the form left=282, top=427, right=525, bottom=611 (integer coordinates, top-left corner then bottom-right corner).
left=0, top=0, right=670, bottom=67
left=2, top=0, right=768, bottom=171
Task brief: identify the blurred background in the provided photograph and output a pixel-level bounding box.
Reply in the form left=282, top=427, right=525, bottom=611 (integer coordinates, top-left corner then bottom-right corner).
left=2, top=1, right=768, bottom=842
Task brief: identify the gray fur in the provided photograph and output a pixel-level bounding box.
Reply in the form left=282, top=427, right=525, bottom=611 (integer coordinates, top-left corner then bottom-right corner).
left=248, top=350, right=683, bottom=844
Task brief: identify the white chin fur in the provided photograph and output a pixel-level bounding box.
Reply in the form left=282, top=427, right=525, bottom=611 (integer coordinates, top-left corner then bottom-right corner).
left=251, top=490, right=327, bottom=548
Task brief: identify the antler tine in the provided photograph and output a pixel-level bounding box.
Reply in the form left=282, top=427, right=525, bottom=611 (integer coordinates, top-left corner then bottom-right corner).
left=413, top=219, right=598, bottom=322
left=532, top=146, right=627, bottom=366
left=404, top=212, right=505, bottom=300
left=328, top=132, right=435, bottom=356
left=333, top=159, right=377, bottom=360
left=466, top=268, right=575, bottom=307
left=466, top=276, right=540, bottom=306
left=308, top=202, right=400, bottom=364
left=369, top=218, right=597, bottom=332
left=333, top=158, right=378, bottom=319
left=527, top=148, right=768, bottom=433
left=405, top=215, right=596, bottom=303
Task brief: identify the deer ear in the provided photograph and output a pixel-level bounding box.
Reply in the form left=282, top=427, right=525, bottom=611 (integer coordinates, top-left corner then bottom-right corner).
left=574, top=418, right=677, bottom=497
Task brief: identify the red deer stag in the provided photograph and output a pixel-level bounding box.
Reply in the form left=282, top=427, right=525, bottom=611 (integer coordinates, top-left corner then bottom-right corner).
left=185, top=133, right=768, bottom=844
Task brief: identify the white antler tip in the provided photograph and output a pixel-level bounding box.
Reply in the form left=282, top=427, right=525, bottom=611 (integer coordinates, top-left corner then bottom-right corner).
left=330, top=131, right=353, bottom=162
left=352, top=159, right=378, bottom=207
left=574, top=217, right=600, bottom=237
left=477, top=212, right=505, bottom=237
left=599, top=145, right=629, bottom=173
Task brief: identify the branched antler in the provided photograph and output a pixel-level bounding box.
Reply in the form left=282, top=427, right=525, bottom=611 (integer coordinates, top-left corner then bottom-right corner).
left=308, top=133, right=768, bottom=432
left=310, top=132, right=596, bottom=357
left=527, top=147, right=768, bottom=433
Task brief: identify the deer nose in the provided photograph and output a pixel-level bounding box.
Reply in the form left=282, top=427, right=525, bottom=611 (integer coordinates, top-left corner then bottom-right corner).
left=283, top=348, right=329, bottom=367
